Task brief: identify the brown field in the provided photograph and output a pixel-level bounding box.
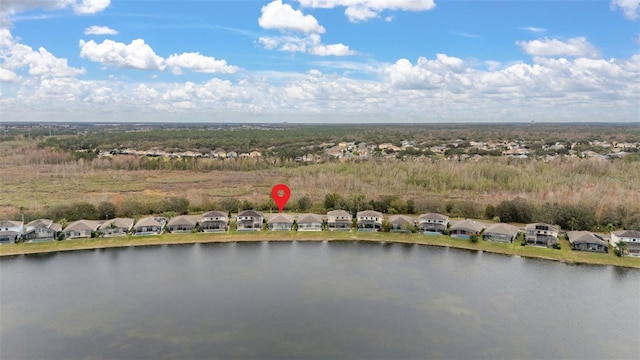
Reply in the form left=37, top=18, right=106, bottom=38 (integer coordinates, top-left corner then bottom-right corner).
left=1, top=140, right=639, bottom=222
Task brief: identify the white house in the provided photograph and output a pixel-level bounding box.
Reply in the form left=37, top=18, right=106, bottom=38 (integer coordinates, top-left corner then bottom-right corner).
left=610, top=229, right=640, bottom=257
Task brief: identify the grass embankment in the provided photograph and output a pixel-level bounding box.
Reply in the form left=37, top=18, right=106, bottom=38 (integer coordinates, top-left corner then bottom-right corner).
left=1, top=231, right=638, bottom=269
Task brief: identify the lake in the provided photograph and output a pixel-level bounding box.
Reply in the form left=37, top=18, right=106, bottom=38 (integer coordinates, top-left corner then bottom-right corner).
left=1, top=241, right=638, bottom=359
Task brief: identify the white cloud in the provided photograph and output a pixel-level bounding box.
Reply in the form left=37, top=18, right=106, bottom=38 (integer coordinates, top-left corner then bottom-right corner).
left=84, top=25, right=118, bottom=35
left=297, top=0, right=436, bottom=22
left=165, top=52, right=240, bottom=74
left=259, top=0, right=325, bottom=34
left=0, top=0, right=110, bottom=16
left=1, top=0, right=110, bottom=28
left=79, top=38, right=166, bottom=71
left=610, top=0, right=640, bottom=20
left=0, top=29, right=85, bottom=80
left=310, top=43, right=356, bottom=56
left=259, top=33, right=355, bottom=56
left=2, top=52, right=639, bottom=122
left=72, top=0, right=111, bottom=14
left=516, top=37, right=599, bottom=58
left=0, top=67, right=19, bottom=83
left=521, top=26, right=546, bottom=33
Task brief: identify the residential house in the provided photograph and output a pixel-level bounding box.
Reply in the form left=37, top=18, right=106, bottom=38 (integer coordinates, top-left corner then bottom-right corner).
left=483, top=223, right=520, bottom=243
left=356, top=210, right=383, bottom=231
left=525, top=223, right=559, bottom=247
left=450, top=220, right=485, bottom=239
left=268, top=213, right=294, bottom=231
left=610, top=229, right=640, bottom=257
left=23, top=219, right=62, bottom=242
left=388, top=215, right=415, bottom=233
left=167, top=215, right=199, bottom=233
left=99, top=218, right=134, bottom=237
left=133, top=217, right=165, bottom=236
left=200, top=211, right=229, bottom=232
left=417, top=213, right=448, bottom=234
left=327, top=210, right=353, bottom=231
left=0, top=220, right=24, bottom=244
left=567, top=231, right=608, bottom=253
left=63, top=219, right=102, bottom=239
left=236, top=210, right=264, bottom=231
left=297, top=213, right=324, bottom=231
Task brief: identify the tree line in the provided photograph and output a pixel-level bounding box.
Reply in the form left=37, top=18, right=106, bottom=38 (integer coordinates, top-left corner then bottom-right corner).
left=18, top=193, right=639, bottom=233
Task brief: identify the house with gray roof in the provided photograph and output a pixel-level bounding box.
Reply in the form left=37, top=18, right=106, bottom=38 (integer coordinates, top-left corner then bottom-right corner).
left=327, top=210, right=353, bottom=231
left=167, top=215, right=199, bottom=233
left=23, top=219, right=62, bottom=242
left=388, top=215, right=415, bottom=233
left=99, top=218, right=134, bottom=237
left=567, top=231, right=608, bottom=253
left=236, top=210, right=264, bottom=231
left=0, top=220, right=24, bottom=244
left=296, top=213, right=323, bottom=231
left=133, top=217, right=165, bottom=236
left=483, top=223, right=519, bottom=243
left=356, top=210, right=383, bottom=232
left=610, top=229, right=640, bottom=257
left=417, top=213, right=448, bottom=234
left=63, top=219, right=102, bottom=239
left=450, top=220, right=485, bottom=239
left=200, top=211, right=229, bottom=232
left=267, top=213, right=294, bottom=231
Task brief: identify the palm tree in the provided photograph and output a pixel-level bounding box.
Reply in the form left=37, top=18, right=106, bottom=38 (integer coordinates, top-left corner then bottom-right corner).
left=615, top=241, right=629, bottom=257
left=605, top=223, right=616, bottom=234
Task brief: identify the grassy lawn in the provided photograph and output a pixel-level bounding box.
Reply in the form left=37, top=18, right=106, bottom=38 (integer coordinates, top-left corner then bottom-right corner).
left=2, top=231, right=638, bottom=268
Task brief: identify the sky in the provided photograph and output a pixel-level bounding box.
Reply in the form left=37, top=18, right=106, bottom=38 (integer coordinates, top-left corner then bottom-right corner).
left=0, top=0, right=639, bottom=123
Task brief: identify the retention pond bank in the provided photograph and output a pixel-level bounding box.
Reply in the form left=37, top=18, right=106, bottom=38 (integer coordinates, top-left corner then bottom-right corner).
left=1, top=231, right=638, bottom=268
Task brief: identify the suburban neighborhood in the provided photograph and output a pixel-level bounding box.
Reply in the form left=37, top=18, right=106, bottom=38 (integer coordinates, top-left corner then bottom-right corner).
left=2, top=209, right=638, bottom=258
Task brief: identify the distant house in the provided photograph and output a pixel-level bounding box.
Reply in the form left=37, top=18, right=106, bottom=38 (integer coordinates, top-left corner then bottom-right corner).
left=566, top=231, right=608, bottom=253
left=268, top=213, right=294, bottom=231
left=388, top=215, right=415, bottom=233
left=525, top=223, right=559, bottom=247
left=133, top=217, right=164, bottom=236
left=23, top=219, right=62, bottom=242
left=297, top=213, right=323, bottom=231
left=0, top=220, right=24, bottom=244
left=99, top=218, right=134, bottom=237
left=167, top=215, right=199, bottom=233
left=417, top=213, right=448, bottom=234
left=327, top=210, right=353, bottom=231
left=200, top=211, right=229, bottom=232
left=483, top=223, right=519, bottom=243
left=610, top=229, right=640, bottom=257
left=449, top=220, right=485, bottom=239
left=356, top=210, right=383, bottom=232
left=236, top=210, right=264, bottom=231
left=63, top=219, right=102, bottom=239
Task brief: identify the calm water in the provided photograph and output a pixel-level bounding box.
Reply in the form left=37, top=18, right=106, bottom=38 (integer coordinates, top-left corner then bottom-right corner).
left=1, top=241, right=638, bottom=359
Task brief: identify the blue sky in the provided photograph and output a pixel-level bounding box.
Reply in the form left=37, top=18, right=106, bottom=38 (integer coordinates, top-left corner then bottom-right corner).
left=0, top=0, right=638, bottom=123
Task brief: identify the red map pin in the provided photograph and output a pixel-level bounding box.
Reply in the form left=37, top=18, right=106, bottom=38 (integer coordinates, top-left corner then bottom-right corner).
left=271, top=183, right=291, bottom=213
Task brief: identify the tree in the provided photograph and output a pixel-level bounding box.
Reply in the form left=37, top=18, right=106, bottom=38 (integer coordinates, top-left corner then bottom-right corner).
left=97, top=201, right=116, bottom=220
left=496, top=198, right=533, bottom=224
left=484, top=204, right=497, bottom=220
left=295, top=196, right=312, bottom=212
left=324, top=193, right=343, bottom=210
left=615, top=241, right=628, bottom=257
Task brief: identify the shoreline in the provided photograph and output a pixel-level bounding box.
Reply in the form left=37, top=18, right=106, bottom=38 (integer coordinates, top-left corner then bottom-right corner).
left=1, top=232, right=639, bottom=269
